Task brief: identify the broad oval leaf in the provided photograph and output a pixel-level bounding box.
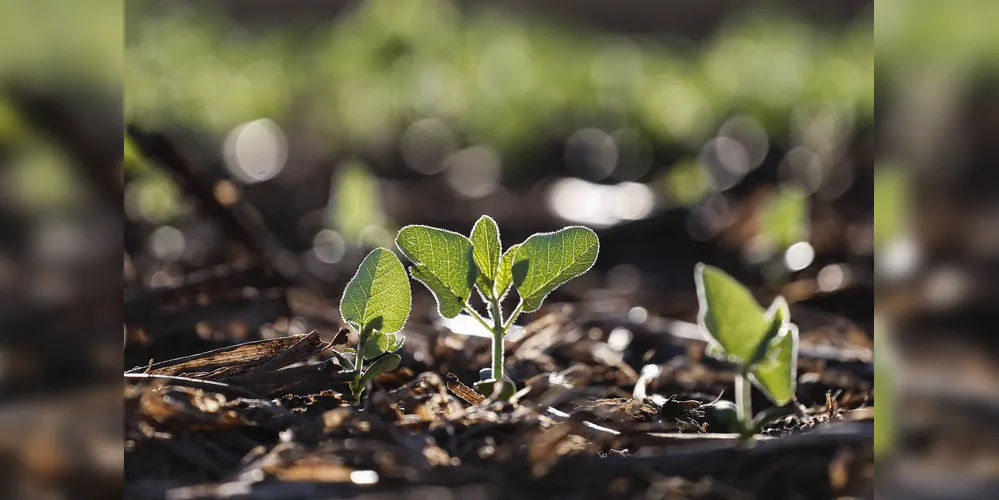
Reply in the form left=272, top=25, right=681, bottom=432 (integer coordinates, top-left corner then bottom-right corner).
left=410, top=264, right=464, bottom=318
left=494, top=244, right=520, bottom=300
left=360, top=353, right=402, bottom=383
left=694, top=264, right=770, bottom=366
left=396, top=225, right=476, bottom=310
left=512, top=227, right=599, bottom=312
left=749, top=324, right=799, bottom=406
left=340, top=248, right=412, bottom=334
left=470, top=215, right=501, bottom=298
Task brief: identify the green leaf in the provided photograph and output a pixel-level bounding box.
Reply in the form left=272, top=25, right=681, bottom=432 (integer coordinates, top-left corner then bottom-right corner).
left=704, top=341, right=726, bottom=361
left=749, top=324, right=799, bottom=406
left=396, top=225, right=476, bottom=313
left=470, top=215, right=501, bottom=298
left=362, top=331, right=389, bottom=360
left=340, top=248, right=412, bottom=333
left=748, top=297, right=790, bottom=367
left=694, top=264, right=770, bottom=366
left=494, top=244, right=519, bottom=300
left=512, top=227, right=599, bottom=313
left=410, top=264, right=465, bottom=318
left=386, top=333, right=405, bottom=352
left=330, top=349, right=354, bottom=370
left=360, top=353, right=402, bottom=383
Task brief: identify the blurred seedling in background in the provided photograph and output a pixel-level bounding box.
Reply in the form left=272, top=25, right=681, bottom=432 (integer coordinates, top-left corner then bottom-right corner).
left=874, top=317, right=896, bottom=460
left=333, top=248, right=412, bottom=402
left=747, top=185, right=812, bottom=285
left=695, top=264, right=800, bottom=438
left=396, top=216, right=599, bottom=400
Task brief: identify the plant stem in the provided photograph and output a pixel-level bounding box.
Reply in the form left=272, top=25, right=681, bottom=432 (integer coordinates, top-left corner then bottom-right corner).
left=462, top=304, right=493, bottom=333
left=735, top=371, right=753, bottom=431
left=488, top=297, right=505, bottom=386
left=352, top=329, right=369, bottom=403
left=354, top=331, right=367, bottom=373
left=503, top=299, right=524, bottom=331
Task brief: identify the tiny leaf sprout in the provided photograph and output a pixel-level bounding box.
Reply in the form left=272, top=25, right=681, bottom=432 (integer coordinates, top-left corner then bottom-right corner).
left=694, top=263, right=800, bottom=437
left=336, top=248, right=411, bottom=402
left=397, top=217, right=599, bottom=401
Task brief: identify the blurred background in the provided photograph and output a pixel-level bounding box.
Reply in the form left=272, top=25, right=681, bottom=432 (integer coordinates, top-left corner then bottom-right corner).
left=123, top=0, right=873, bottom=348
left=2, top=0, right=996, bottom=498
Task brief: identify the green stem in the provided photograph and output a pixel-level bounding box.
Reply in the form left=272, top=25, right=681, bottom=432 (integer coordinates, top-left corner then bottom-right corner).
left=352, top=329, right=369, bottom=403
left=462, top=304, right=493, bottom=333
left=502, top=299, right=524, bottom=332
left=489, top=297, right=505, bottom=386
left=735, top=371, right=753, bottom=434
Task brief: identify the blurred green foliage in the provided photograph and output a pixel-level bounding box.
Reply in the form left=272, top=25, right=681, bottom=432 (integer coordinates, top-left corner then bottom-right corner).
left=126, top=0, right=873, bottom=160
left=762, top=186, right=810, bottom=251
left=660, top=158, right=713, bottom=207
left=877, top=0, right=999, bottom=71
left=873, top=166, right=907, bottom=249
left=874, top=319, right=894, bottom=460
left=329, top=159, right=393, bottom=246
left=0, top=0, right=122, bottom=88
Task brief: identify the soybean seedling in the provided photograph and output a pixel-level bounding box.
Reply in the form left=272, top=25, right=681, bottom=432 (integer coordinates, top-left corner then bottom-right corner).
left=396, top=216, right=599, bottom=400
left=694, top=263, right=800, bottom=438
left=330, top=248, right=412, bottom=403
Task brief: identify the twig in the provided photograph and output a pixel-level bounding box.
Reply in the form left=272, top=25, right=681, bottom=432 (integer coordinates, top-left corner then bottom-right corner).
left=124, top=372, right=263, bottom=399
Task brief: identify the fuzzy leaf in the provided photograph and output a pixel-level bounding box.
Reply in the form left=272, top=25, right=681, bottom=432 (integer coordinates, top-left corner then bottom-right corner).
left=470, top=215, right=502, bottom=298
left=512, top=227, right=599, bottom=312
left=361, top=354, right=402, bottom=383
left=494, top=244, right=519, bottom=300
left=396, top=225, right=476, bottom=313
left=340, top=248, right=412, bottom=334
left=362, top=331, right=389, bottom=360
left=410, top=264, right=464, bottom=318
left=694, top=264, right=771, bottom=366
left=749, top=324, right=799, bottom=406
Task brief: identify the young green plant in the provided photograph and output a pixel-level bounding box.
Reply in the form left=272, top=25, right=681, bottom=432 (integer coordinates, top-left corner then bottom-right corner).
left=694, top=263, right=799, bottom=437
left=332, top=248, right=412, bottom=402
left=396, top=216, right=599, bottom=400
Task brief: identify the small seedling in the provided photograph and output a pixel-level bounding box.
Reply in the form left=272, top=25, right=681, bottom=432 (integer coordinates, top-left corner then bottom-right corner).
left=331, top=248, right=412, bottom=402
left=396, top=216, right=599, bottom=400
left=694, top=263, right=799, bottom=437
